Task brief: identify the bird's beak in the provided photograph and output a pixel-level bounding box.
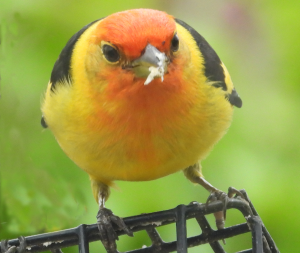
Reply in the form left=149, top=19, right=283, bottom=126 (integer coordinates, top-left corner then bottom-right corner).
left=132, top=44, right=169, bottom=85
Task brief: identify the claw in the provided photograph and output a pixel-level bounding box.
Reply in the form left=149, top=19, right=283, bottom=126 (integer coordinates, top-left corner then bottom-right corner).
left=1, top=236, right=27, bottom=253
left=4, top=246, right=17, bottom=253
left=228, top=186, right=244, bottom=199
left=207, top=187, right=245, bottom=232
left=1, top=240, right=16, bottom=253
left=183, top=165, right=247, bottom=244
left=207, top=191, right=229, bottom=220
left=110, top=212, right=133, bottom=237
left=17, top=236, right=27, bottom=253
left=97, top=207, right=133, bottom=252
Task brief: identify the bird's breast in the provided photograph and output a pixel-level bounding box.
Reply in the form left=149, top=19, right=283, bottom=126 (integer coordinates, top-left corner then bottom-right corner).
left=63, top=76, right=234, bottom=183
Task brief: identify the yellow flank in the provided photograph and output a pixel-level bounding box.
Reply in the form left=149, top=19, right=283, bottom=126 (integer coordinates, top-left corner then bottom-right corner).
left=41, top=9, right=237, bottom=202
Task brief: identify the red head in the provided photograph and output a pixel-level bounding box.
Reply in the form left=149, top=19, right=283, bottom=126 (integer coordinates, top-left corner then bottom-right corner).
left=93, top=9, right=176, bottom=60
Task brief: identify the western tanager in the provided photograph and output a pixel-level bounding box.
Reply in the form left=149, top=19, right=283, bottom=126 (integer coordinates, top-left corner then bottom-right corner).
left=41, top=9, right=242, bottom=250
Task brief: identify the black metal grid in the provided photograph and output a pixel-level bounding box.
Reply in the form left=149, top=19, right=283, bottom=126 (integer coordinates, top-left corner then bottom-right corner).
left=0, top=190, right=279, bottom=253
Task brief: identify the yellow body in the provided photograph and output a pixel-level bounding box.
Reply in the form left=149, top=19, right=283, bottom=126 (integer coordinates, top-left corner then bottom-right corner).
left=42, top=9, right=238, bottom=202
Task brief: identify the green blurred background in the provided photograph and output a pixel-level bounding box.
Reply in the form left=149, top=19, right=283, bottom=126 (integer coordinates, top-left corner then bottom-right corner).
left=1, top=0, right=299, bottom=252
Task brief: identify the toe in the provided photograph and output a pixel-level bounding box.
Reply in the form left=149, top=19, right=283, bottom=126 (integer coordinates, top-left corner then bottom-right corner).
left=17, top=236, right=27, bottom=253
left=110, top=215, right=133, bottom=237
left=228, top=186, right=244, bottom=198
left=97, top=207, right=133, bottom=252
left=214, top=210, right=225, bottom=230
left=1, top=240, right=17, bottom=253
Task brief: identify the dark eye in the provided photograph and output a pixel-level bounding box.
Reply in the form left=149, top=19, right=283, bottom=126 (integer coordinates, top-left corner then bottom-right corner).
left=102, top=44, right=120, bottom=63
left=171, top=33, right=179, bottom=52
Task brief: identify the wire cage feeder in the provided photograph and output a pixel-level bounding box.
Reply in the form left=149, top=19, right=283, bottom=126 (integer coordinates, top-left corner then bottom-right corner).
left=0, top=190, right=279, bottom=253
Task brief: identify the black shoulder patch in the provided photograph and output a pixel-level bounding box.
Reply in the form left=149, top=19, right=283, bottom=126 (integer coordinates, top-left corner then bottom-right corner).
left=175, top=18, right=227, bottom=91
left=41, top=115, right=48, bottom=128
left=227, top=89, right=242, bottom=108
left=50, top=19, right=102, bottom=91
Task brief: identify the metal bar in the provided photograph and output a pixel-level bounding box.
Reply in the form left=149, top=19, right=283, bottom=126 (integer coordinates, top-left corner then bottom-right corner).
left=195, top=214, right=225, bottom=253
left=175, top=205, right=187, bottom=253
left=241, top=190, right=280, bottom=253
left=262, top=236, right=272, bottom=253
left=0, top=223, right=250, bottom=253
left=76, top=225, right=89, bottom=253
left=50, top=249, right=64, bottom=253
left=247, top=216, right=263, bottom=253
left=127, top=223, right=250, bottom=253
left=0, top=192, right=279, bottom=253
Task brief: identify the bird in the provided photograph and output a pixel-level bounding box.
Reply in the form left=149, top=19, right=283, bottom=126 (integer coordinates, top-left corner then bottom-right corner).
left=41, top=8, right=242, bottom=251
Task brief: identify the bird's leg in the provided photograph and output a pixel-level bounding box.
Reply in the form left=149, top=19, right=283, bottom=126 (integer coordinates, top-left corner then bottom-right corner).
left=184, top=163, right=244, bottom=230
left=92, top=179, right=133, bottom=252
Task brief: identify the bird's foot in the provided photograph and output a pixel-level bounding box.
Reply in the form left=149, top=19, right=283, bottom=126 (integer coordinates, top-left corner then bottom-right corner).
left=207, top=187, right=245, bottom=230
left=1, top=236, right=27, bottom=253
left=97, top=207, right=133, bottom=252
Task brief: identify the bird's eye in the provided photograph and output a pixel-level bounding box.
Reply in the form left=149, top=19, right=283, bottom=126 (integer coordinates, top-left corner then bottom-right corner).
left=171, top=33, right=179, bottom=52
left=102, top=44, right=120, bottom=63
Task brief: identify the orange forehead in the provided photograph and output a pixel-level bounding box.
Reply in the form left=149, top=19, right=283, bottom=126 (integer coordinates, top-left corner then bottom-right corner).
left=93, top=9, right=176, bottom=59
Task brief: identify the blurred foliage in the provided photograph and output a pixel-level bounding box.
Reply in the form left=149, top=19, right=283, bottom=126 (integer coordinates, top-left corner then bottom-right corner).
left=1, top=0, right=299, bottom=252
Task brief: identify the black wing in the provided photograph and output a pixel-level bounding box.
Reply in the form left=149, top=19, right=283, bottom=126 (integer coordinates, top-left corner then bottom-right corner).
left=50, top=18, right=102, bottom=91
left=41, top=19, right=103, bottom=128
left=175, top=18, right=242, bottom=108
